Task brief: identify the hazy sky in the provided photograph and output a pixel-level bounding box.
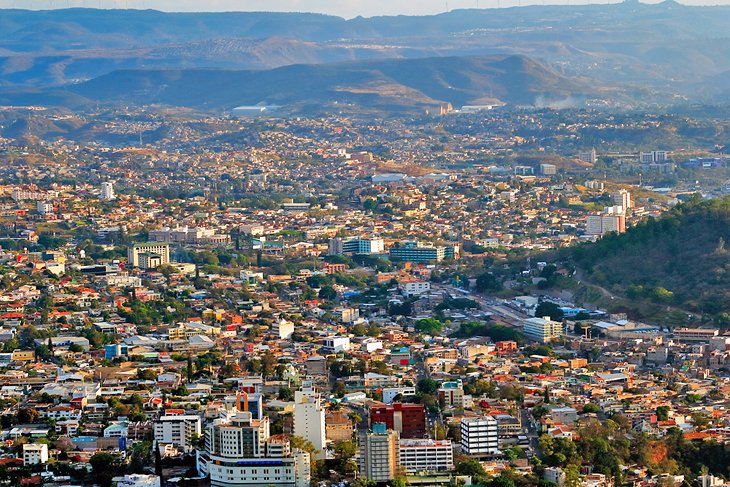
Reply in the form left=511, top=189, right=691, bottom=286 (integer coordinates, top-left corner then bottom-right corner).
left=2, top=0, right=682, bottom=18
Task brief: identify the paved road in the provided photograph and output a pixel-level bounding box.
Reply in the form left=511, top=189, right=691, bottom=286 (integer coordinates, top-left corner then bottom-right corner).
left=434, top=284, right=527, bottom=329
left=520, top=407, right=541, bottom=455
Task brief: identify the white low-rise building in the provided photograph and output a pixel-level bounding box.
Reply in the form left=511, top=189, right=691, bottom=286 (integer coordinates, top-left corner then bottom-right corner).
left=23, top=443, right=49, bottom=466
left=112, top=475, right=160, bottom=487
left=323, top=336, right=350, bottom=353
left=400, top=281, right=431, bottom=297
left=399, top=439, right=454, bottom=474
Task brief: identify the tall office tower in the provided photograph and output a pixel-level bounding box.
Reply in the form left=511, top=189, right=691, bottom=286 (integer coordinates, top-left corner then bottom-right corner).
left=293, top=382, right=326, bottom=459
left=358, top=423, right=400, bottom=483
left=101, top=182, right=116, bottom=201
left=611, top=189, right=632, bottom=210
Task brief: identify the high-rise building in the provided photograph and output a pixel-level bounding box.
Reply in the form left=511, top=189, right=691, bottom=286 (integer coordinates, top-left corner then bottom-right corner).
left=369, top=403, right=426, bottom=439
left=293, top=382, right=326, bottom=460
left=201, top=411, right=310, bottom=487
left=37, top=201, right=53, bottom=215
left=523, top=316, right=564, bottom=343
left=272, top=319, right=294, bottom=340
left=358, top=423, right=400, bottom=483
left=460, top=416, right=499, bottom=457
left=127, top=243, right=170, bottom=268
left=101, top=181, right=116, bottom=201
left=639, top=151, right=668, bottom=164
left=585, top=180, right=605, bottom=191
left=223, top=391, right=264, bottom=420
left=579, top=148, right=598, bottom=164
left=539, top=163, right=557, bottom=175
left=399, top=439, right=454, bottom=474
left=611, top=189, right=632, bottom=210
left=154, top=414, right=202, bottom=452
left=586, top=206, right=626, bottom=236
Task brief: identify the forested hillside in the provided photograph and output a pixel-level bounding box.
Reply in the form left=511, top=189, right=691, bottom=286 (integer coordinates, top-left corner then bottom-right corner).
left=566, top=195, right=730, bottom=324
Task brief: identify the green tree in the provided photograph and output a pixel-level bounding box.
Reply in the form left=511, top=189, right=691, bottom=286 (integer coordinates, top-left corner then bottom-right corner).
left=17, top=408, right=39, bottom=424
left=656, top=406, right=670, bottom=421
left=333, top=440, right=358, bottom=474
left=414, top=318, right=443, bottom=335
left=535, top=301, right=564, bottom=321
left=318, top=286, right=337, bottom=301
left=289, top=436, right=318, bottom=457
left=352, top=322, right=367, bottom=336
left=476, top=272, right=503, bottom=292
left=455, top=457, right=489, bottom=484
left=278, top=387, right=294, bottom=401
left=417, top=378, right=439, bottom=395
left=489, top=476, right=516, bottom=487
left=532, top=405, right=550, bottom=420
left=90, top=452, right=122, bottom=487
left=582, top=403, right=601, bottom=414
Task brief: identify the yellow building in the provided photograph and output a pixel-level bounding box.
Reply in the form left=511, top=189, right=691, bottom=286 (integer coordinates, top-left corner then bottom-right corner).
left=326, top=411, right=354, bottom=443
left=167, top=323, right=221, bottom=340
left=201, top=309, right=226, bottom=322
left=12, top=350, right=36, bottom=362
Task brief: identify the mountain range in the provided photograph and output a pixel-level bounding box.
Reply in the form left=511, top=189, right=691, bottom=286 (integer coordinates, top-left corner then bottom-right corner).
left=3, top=2, right=730, bottom=111
left=49, top=55, right=599, bottom=113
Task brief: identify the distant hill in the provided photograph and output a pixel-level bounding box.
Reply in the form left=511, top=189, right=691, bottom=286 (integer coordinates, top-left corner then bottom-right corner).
left=4, top=3, right=730, bottom=99
left=0, top=54, right=599, bottom=113
left=565, top=196, right=730, bottom=324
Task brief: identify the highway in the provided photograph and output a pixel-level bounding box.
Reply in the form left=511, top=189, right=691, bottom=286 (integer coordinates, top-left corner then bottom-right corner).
left=434, top=284, right=528, bottom=330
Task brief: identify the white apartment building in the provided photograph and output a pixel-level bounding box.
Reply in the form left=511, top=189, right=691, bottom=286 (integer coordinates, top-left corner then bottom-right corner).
left=460, top=416, right=499, bottom=456
left=333, top=307, right=360, bottom=323
left=640, top=151, right=668, bottom=164
left=154, top=414, right=202, bottom=451
left=399, top=439, right=454, bottom=474
left=544, top=467, right=567, bottom=486
left=149, top=226, right=229, bottom=245
left=12, top=188, right=57, bottom=201
left=382, top=386, right=416, bottom=404
left=586, top=206, right=626, bottom=236
left=438, top=381, right=466, bottom=408
left=323, top=336, right=350, bottom=353
left=523, top=316, right=564, bottom=343
left=611, top=189, right=632, bottom=210
left=272, top=319, right=294, bottom=340
left=101, top=181, right=116, bottom=201
left=400, top=280, right=431, bottom=297
left=23, top=443, right=49, bottom=465
left=328, top=237, right=384, bottom=256
left=203, top=412, right=310, bottom=487
left=37, top=201, right=53, bottom=215
left=293, top=383, right=326, bottom=460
